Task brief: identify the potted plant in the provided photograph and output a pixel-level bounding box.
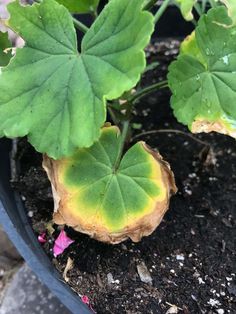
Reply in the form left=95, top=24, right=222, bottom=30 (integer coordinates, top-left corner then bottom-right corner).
left=0, top=0, right=235, bottom=313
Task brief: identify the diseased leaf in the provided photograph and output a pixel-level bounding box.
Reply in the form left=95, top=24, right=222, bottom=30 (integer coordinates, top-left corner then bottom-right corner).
left=0, top=0, right=154, bottom=159
left=43, top=126, right=177, bottom=244
left=175, top=0, right=196, bottom=21
left=180, top=31, right=206, bottom=66
left=56, top=0, right=99, bottom=14
left=0, top=32, right=11, bottom=66
left=168, top=7, right=236, bottom=139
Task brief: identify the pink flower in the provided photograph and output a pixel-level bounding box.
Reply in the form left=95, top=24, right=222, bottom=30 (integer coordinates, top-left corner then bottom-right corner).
left=38, top=232, right=47, bottom=244
left=53, top=230, right=74, bottom=257
left=81, top=296, right=96, bottom=313
left=81, top=295, right=90, bottom=304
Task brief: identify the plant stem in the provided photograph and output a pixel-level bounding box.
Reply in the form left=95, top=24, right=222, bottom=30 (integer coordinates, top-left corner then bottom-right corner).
left=154, top=0, right=172, bottom=23
left=144, top=0, right=157, bottom=10
left=72, top=17, right=89, bottom=33
left=113, top=120, right=130, bottom=171
left=92, top=10, right=98, bottom=20
left=191, top=18, right=197, bottom=27
left=208, top=0, right=217, bottom=8
left=194, top=2, right=203, bottom=16
left=131, top=129, right=210, bottom=147
left=108, top=107, right=120, bottom=125
left=201, top=0, right=207, bottom=13
left=128, top=80, right=168, bottom=104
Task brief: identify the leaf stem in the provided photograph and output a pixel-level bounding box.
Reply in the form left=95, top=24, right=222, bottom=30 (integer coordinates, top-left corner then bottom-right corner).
left=108, top=106, right=120, bottom=125
left=201, top=0, right=208, bottom=12
left=208, top=0, right=217, bottom=8
left=91, top=10, right=98, bottom=20
left=128, top=80, right=168, bottom=104
left=194, top=2, right=203, bottom=16
left=154, top=0, right=172, bottom=23
left=72, top=17, right=89, bottom=33
left=131, top=129, right=210, bottom=147
left=144, top=0, right=157, bottom=10
left=113, top=120, right=130, bottom=171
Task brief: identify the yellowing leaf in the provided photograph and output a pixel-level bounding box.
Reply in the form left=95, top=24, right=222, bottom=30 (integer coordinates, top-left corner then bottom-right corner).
left=180, top=31, right=206, bottom=67
left=43, top=126, right=177, bottom=244
left=175, top=0, right=196, bottom=21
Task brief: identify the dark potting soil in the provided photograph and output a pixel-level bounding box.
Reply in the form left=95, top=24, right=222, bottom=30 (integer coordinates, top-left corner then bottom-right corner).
left=13, top=39, right=236, bottom=314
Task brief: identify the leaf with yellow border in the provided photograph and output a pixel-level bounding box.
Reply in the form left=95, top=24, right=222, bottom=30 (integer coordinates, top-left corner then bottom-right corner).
left=168, top=7, right=236, bottom=139
left=175, top=0, right=196, bottom=21
left=43, top=126, right=177, bottom=244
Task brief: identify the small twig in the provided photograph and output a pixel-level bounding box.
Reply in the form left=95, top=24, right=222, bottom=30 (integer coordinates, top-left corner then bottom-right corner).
left=131, top=129, right=210, bottom=147
left=166, top=301, right=183, bottom=311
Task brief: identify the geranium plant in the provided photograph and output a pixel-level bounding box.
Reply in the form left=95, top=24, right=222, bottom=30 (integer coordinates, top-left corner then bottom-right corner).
left=0, top=0, right=235, bottom=243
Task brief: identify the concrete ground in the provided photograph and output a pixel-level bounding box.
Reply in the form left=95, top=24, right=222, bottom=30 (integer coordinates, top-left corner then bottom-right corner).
left=0, top=225, right=22, bottom=304
left=0, top=226, right=71, bottom=314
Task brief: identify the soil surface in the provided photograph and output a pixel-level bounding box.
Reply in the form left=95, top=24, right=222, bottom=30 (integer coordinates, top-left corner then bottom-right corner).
left=13, top=39, right=236, bottom=314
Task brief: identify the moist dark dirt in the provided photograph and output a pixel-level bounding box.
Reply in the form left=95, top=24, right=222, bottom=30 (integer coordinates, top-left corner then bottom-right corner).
left=13, top=39, right=236, bottom=314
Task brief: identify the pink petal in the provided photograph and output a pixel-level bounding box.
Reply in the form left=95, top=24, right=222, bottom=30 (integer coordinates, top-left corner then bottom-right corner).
left=38, top=232, right=47, bottom=244
left=53, top=230, right=74, bottom=257
left=81, top=296, right=96, bottom=313
left=81, top=295, right=90, bottom=305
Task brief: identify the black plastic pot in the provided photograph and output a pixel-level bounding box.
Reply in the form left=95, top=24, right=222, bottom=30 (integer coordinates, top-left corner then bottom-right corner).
left=0, top=139, right=92, bottom=314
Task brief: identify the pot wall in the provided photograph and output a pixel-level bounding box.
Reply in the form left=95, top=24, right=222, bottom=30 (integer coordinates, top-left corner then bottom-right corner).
left=0, top=139, right=92, bottom=314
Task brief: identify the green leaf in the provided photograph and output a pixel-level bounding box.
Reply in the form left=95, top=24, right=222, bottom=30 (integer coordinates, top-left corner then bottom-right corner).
left=0, top=32, right=11, bottom=67
left=175, top=0, right=196, bottom=21
left=220, top=0, right=236, bottom=25
left=43, top=126, right=176, bottom=243
left=168, top=7, right=236, bottom=139
left=56, top=0, right=99, bottom=14
left=0, top=0, right=154, bottom=159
